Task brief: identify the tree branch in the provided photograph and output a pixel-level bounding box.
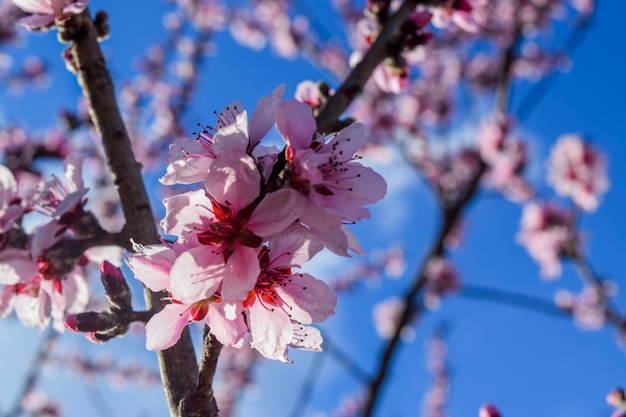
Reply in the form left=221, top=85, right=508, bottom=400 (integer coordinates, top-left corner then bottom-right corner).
left=362, top=20, right=520, bottom=417
left=315, top=0, right=421, bottom=133
left=179, top=327, right=223, bottom=417
left=59, top=9, right=199, bottom=416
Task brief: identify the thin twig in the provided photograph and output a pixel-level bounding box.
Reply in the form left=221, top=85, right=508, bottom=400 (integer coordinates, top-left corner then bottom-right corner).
left=460, top=284, right=567, bottom=319
left=362, top=19, right=521, bottom=417
left=315, top=0, right=421, bottom=133
left=514, top=7, right=597, bottom=122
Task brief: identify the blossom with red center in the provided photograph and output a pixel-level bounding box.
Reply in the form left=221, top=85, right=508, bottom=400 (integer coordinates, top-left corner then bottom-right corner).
left=275, top=99, right=386, bottom=256
left=547, top=134, right=608, bottom=212
left=11, top=0, right=88, bottom=30
left=0, top=245, right=88, bottom=331
left=31, top=153, right=89, bottom=234
left=126, top=241, right=247, bottom=351
left=243, top=226, right=336, bottom=361
left=161, top=150, right=305, bottom=303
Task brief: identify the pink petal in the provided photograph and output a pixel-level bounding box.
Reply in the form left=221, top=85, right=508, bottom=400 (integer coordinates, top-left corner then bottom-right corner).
left=161, top=157, right=213, bottom=185
left=11, top=0, right=52, bottom=14
left=248, top=85, right=285, bottom=148
left=62, top=0, right=88, bottom=14
left=247, top=189, right=304, bottom=238
left=18, top=13, right=55, bottom=29
left=267, top=225, right=323, bottom=268
left=278, top=273, right=336, bottom=323
left=248, top=301, right=292, bottom=361
left=275, top=99, right=317, bottom=150
left=126, top=244, right=175, bottom=292
left=145, top=303, right=193, bottom=351
left=161, top=189, right=213, bottom=236
left=206, top=304, right=247, bottom=348
left=212, top=112, right=250, bottom=154
left=220, top=246, right=260, bottom=303
left=204, top=151, right=259, bottom=213
left=63, top=152, right=84, bottom=191
left=290, top=324, right=323, bottom=352
left=0, top=249, right=37, bottom=285
left=170, top=247, right=223, bottom=304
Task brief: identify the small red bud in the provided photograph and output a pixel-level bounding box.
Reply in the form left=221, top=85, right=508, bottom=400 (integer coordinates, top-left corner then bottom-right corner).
left=64, top=311, right=115, bottom=333
left=100, top=261, right=132, bottom=309
left=479, top=403, right=501, bottom=417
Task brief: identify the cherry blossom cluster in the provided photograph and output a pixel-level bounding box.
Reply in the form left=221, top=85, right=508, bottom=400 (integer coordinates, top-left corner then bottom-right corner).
left=0, top=155, right=99, bottom=332
left=126, top=86, right=387, bottom=361
left=420, top=332, right=450, bottom=417
left=516, top=135, right=607, bottom=279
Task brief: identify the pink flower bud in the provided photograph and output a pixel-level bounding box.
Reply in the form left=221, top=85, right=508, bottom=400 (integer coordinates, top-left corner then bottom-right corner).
left=100, top=261, right=132, bottom=309
left=64, top=312, right=115, bottom=333
left=479, top=403, right=501, bottom=417
left=607, top=388, right=626, bottom=409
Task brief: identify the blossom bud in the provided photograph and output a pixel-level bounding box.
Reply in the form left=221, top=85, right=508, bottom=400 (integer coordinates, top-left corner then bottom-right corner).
left=607, top=388, right=626, bottom=409
left=100, top=261, right=132, bottom=310
left=64, top=312, right=116, bottom=333
left=479, top=403, right=501, bottom=417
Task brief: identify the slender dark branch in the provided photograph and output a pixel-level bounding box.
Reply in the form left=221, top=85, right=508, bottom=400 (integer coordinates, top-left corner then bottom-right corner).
left=514, top=7, right=597, bottom=122
left=59, top=9, right=198, bottom=416
left=288, top=348, right=327, bottom=417
left=179, top=327, right=223, bottom=417
left=460, top=284, right=567, bottom=319
left=315, top=0, right=420, bottom=133
left=362, top=22, right=520, bottom=417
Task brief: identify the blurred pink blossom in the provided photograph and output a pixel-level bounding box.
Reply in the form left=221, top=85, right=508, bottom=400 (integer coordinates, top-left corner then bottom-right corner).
left=547, top=134, right=608, bottom=212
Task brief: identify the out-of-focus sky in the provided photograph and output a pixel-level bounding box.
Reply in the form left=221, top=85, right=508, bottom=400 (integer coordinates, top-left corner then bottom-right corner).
left=1, top=1, right=626, bottom=417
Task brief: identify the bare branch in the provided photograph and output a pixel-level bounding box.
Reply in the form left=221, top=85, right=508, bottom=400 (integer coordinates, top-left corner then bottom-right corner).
left=58, top=9, right=199, bottom=415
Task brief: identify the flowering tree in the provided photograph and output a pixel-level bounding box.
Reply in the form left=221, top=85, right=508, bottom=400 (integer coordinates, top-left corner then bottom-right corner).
left=0, top=0, right=624, bottom=417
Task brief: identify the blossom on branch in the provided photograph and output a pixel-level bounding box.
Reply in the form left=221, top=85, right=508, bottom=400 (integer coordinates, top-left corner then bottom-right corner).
left=11, top=0, right=88, bottom=30
left=547, top=134, right=608, bottom=212
left=516, top=201, right=578, bottom=279
left=128, top=87, right=384, bottom=360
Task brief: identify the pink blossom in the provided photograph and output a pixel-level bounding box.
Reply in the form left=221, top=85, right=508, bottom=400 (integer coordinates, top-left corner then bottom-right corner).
left=479, top=403, right=502, bottom=417
left=372, top=297, right=414, bottom=341
left=555, top=282, right=614, bottom=330
left=31, top=153, right=89, bottom=224
left=127, top=241, right=247, bottom=351
left=161, top=151, right=305, bottom=303
left=295, top=80, right=323, bottom=108
left=547, top=134, right=608, bottom=212
left=276, top=99, right=387, bottom=255
left=11, top=0, right=88, bottom=30
left=424, top=257, right=460, bottom=309
left=243, top=226, right=335, bottom=361
left=161, top=85, right=285, bottom=185
left=0, top=165, right=24, bottom=234
left=516, top=201, right=577, bottom=279
left=0, top=244, right=89, bottom=331
left=430, top=0, right=483, bottom=33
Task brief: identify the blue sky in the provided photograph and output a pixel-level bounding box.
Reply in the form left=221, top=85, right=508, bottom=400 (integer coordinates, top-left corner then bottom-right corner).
left=1, top=1, right=626, bottom=417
